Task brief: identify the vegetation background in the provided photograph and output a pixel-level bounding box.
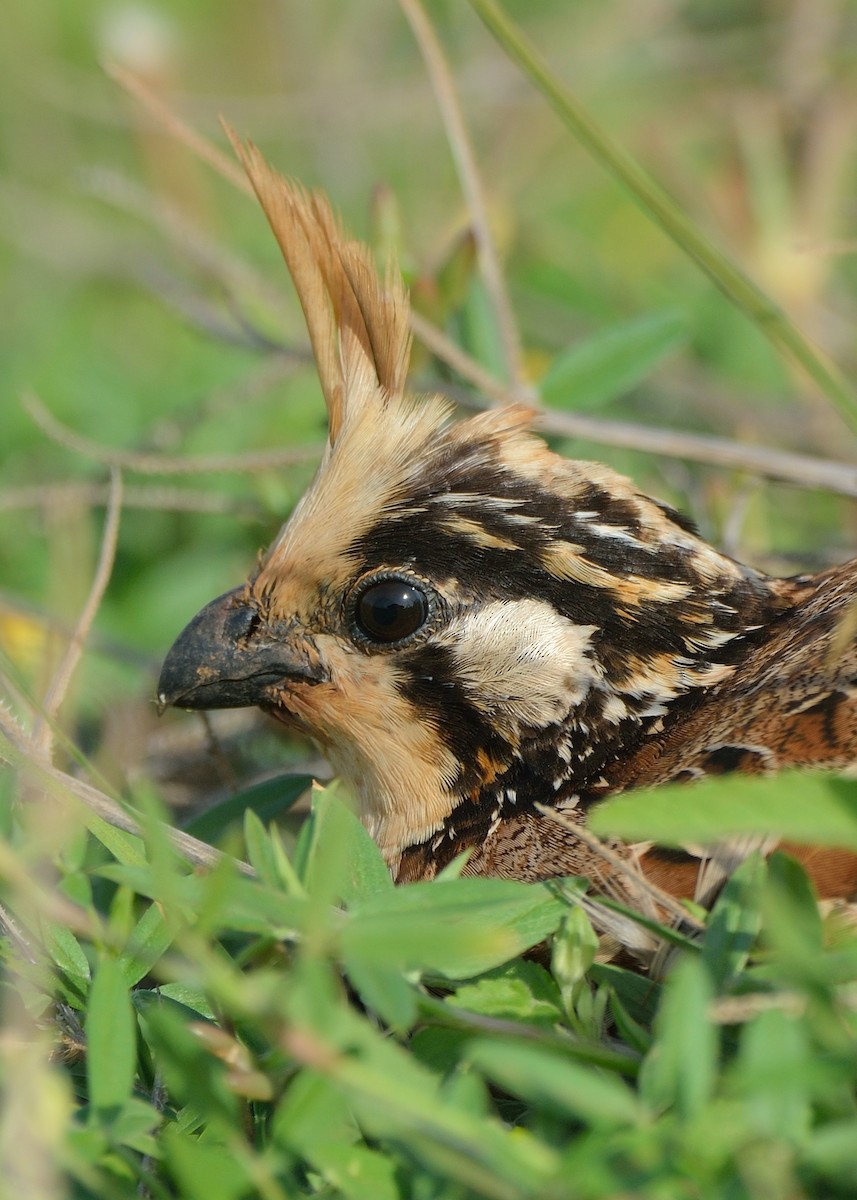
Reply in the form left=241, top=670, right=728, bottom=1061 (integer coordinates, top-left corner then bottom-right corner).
left=2, top=1, right=857, bottom=1197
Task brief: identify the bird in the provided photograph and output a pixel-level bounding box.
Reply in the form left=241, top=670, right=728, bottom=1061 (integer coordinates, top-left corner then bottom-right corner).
left=157, top=132, right=857, bottom=958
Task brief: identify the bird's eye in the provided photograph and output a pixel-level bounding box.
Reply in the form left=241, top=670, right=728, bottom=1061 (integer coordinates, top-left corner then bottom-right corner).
left=355, top=577, right=429, bottom=644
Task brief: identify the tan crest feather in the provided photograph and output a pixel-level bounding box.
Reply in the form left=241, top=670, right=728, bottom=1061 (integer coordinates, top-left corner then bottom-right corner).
left=224, top=123, right=412, bottom=443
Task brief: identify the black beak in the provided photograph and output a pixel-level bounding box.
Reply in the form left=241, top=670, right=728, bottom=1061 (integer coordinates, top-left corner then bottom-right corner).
left=156, top=588, right=324, bottom=713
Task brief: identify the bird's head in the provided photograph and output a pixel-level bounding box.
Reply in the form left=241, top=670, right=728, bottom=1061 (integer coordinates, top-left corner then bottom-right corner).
left=158, top=134, right=781, bottom=869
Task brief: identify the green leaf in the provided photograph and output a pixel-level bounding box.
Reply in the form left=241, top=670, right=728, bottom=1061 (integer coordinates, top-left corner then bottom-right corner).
left=759, top=851, right=825, bottom=975
left=138, top=1003, right=238, bottom=1129
left=117, top=902, right=176, bottom=988
left=161, top=1125, right=253, bottom=1200
left=467, top=1037, right=644, bottom=1127
left=133, top=989, right=216, bottom=1026
left=330, top=1039, right=558, bottom=1199
left=98, top=863, right=309, bottom=938
left=140, top=985, right=216, bottom=1021
left=183, top=773, right=311, bottom=842
left=457, top=276, right=507, bottom=378
left=85, top=812, right=148, bottom=868
left=590, top=771, right=857, bottom=850
left=243, top=808, right=280, bottom=887
left=441, top=1068, right=492, bottom=1117
left=301, top=782, right=392, bottom=907
left=607, top=988, right=653, bottom=1056
left=106, top=1096, right=161, bottom=1155
left=639, top=956, right=717, bottom=1118
left=409, top=1026, right=472, bottom=1075
left=275, top=1073, right=400, bottom=1199
left=281, top=965, right=559, bottom=1197
left=302, top=1140, right=401, bottom=1200
left=732, top=1008, right=812, bottom=1140
left=590, top=961, right=661, bottom=1029
left=319, top=786, right=394, bottom=904
left=58, top=869, right=93, bottom=911
left=804, top=1121, right=857, bottom=1190
left=701, top=853, right=765, bottom=989
left=436, top=849, right=474, bottom=880
left=343, top=878, right=566, bottom=977
left=552, top=906, right=599, bottom=996
left=343, top=956, right=418, bottom=1030
left=86, top=956, right=137, bottom=1115
left=451, top=960, right=563, bottom=1026
left=272, top=1069, right=360, bottom=1154
left=40, top=919, right=91, bottom=989
left=540, top=310, right=685, bottom=410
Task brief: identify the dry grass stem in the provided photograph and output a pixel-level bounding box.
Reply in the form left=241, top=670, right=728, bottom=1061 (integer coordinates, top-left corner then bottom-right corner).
left=536, top=803, right=704, bottom=930
left=409, top=308, right=519, bottom=405
left=0, top=904, right=36, bottom=965
left=413, top=310, right=857, bottom=497
left=105, top=62, right=252, bottom=196
left=399, top=0, right=527, bottom=389
left=528, top=407, right=857, bottom=497
left=22, top=392, right=320, bottom=475
left=0, top=705, right=252, bottom=877
left=33, top=469, right=123, bottom=759
left=708, top=991, right=807, bottom=1023
left=0, top=482, right=265, bottom=519
left=84, top=167, right=293, bottom=314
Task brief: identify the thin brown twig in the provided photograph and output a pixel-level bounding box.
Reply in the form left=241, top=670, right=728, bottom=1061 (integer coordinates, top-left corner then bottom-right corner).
left=0, top=903, right=37, bottom=964
left=0, top=481, right=265, bottom=519
left=411, top=310, right=857, bottom=497
left=504, top=403, right=857, bottom=498
left=33, top=469, right=123, bottom=759
left=0, top=839, right=101, bottom=939
left=410, top=308, right=519, bottom=404
left=535, top=803, right=704, bottom=929
left=0, top=705, right=253, bottom=877
left=398, top=0, right=527, bottom=390
left=22, top=392, right=320, bottom=475
left=104, top=61, right=253, bottom=196
left=83, top=166, right=290, bottom=313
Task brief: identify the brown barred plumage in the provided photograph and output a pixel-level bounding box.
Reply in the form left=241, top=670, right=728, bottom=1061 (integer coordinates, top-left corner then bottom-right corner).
left=157, top=136, right=857, bottom=961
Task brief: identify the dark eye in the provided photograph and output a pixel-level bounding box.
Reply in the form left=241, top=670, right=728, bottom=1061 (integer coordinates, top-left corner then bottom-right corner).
left=355, top=578, right=429, bottom=644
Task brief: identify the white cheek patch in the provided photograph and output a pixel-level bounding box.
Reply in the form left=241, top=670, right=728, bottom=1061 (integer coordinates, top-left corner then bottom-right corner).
left=440, top=600, right=601, bottom=739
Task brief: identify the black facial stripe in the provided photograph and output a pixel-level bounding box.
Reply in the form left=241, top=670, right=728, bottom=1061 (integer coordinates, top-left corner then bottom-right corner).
left=352, top=509, right=695, bottom=591
left=353, top=509, right=760, bottom=666
left=350, top=455, right=706, bottom=594
left=398, top=643, right=511, bottom=795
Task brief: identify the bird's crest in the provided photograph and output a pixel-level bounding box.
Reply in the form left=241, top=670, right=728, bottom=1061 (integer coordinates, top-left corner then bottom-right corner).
left=225, top=124, right=413, bottom=444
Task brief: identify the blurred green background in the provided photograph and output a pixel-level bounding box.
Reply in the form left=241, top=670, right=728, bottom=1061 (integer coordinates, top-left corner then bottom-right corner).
left=2, top=0, right=856, bottom=802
